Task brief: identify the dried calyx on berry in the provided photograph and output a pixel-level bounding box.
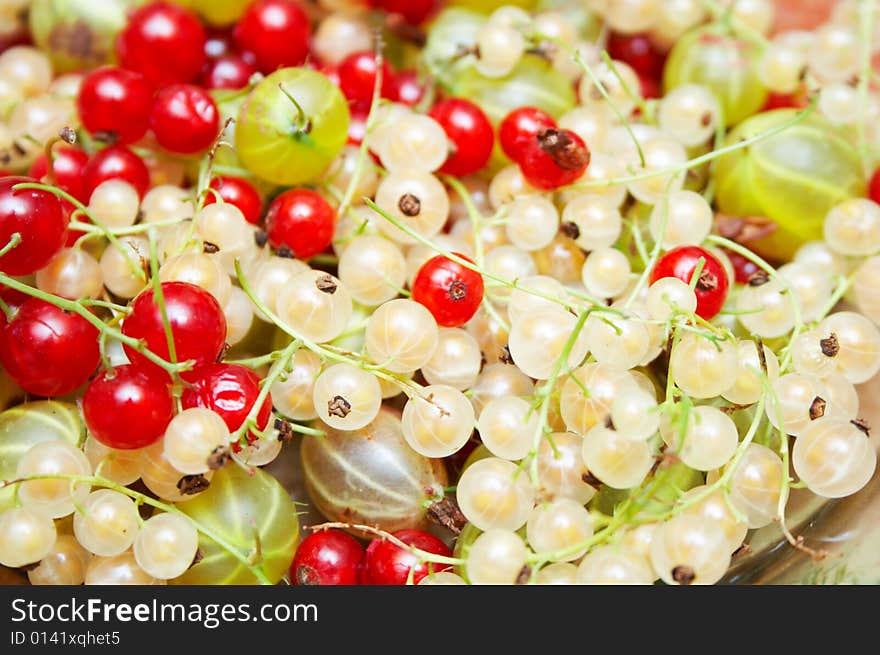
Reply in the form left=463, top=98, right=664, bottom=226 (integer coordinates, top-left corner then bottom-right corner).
left=536, top=127, right=591, bottom=171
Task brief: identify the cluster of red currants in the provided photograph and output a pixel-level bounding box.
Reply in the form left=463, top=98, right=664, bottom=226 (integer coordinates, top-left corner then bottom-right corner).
left=291, top=527, right=452, bottom=586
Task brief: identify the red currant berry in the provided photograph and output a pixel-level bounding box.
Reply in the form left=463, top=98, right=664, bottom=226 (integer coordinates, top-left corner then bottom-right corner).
left=83, top=364, right=174, bottom=449
left=368, top=0, right=437, bottom=25
left=201, top=55, right=256, bottom=90
left=361, top=529, right=452, bottom=585
left=650, top=245, right=730, bottom=320
left=0, top=298, right=100, bottom=397
left=205, top=176, right=263, bottom=225
left=181, top=363, right=272, bottom=441
left=0, top=176, right=68, bottom=275
left=639, top=74, right=661, bottom=101
left=519, top=128, right=591, bottom=190
left=150, top=84, right=220, bottom=154
left=77, top=67, right=153, bottom=145
left=607, top=33, right=665, bottom=80
left=724, top=248, right=760, bottom=285
left=337, top=51, right=395, bottom=109
left=234, top=0, right=311, bottom=74
left=121, top=281, right=227, bottom=377
left=499, top=106, right=556, bottom=162
left=116, top=1, right=207, bottom=87
left=429, top=98, right=494, bottom=177
left=393, top=70, right=425, bottom=107
left=204, top=29, right=232, bottom=59
left=83, top=146, right=150, bottom=199
left=869, top=168, right=880, bottom=205
left=291, top=530, right=364, bottom=585
left=265, top=189, right=335, bottom=259
left=763, top=89, right=809, bottom=111
left=29, top=146, right=90, bottom=203
left=412, top=254, right=484, bottom=328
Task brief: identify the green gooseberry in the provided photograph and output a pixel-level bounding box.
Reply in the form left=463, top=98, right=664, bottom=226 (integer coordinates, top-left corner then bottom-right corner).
left=663, top=26, right=767, bottom=127
left=175, top=464, right=299, bottom=585
left=713, top=109, right=866, bottom=260
left=236, top=68, right=350, bottom=187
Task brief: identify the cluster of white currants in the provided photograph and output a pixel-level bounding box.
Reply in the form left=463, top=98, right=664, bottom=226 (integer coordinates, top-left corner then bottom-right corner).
left=0, top=440, right=200, bottom=584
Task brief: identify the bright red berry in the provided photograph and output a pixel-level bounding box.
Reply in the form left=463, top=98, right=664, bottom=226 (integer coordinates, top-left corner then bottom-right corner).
left=265, top=189, right=335, bottom=259
left=368, top=0, right=437, bottom=25
left=116, top=1, right=207, bottom=87
left=234, top=0, right=311, bottom=74
left=606, top=33, right=665, bottom=80
left=337, top=51, right=395, bottom=109
left=201, top=55, right=256, bottom=90
left=412, top=254, right=484, bottom=328
left=499, top=106, right=557, bottom=162
left=291, top=530, right=364, bottom=585
left=639, top=74, right=662, bottom=101
left=429, top=98, right=494, bottom=177
left=205, top=176, right=263, bottom=225
left=77, top=67, right=153, bottom=145
left=0, top=298, right=100, bottom=397
left=150, top=84, right=220, bottom=154
left=0, top=176, right=68, bottom=275
left=869, top=168, right=880, bottom=205
left=361, top=529, right=452, bottom=585
left=650, top=245, right=730, bottom=319
left=763, top=88, right=809, bottom=111
left=393, top=70, right=425, bottom=107
left=83, top=364, right=174, bottom=449
left=29, top=146, right=90, bottom=203
left=181, top=363, right=272, bottom=442
left=519, top=128, right=591, bottom=190
left=121, top=281, right=227, bottom=377
left=82, top=146, right=150, bottom=199
left=204, top=29, right=232, bottom=59
left=724, top=248, right=760, bottom=285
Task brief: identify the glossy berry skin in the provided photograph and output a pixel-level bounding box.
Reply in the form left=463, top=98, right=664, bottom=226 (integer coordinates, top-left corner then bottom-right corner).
left=0, top=176, right=68, bottom=275
left=412, top=254, right=484, bottom=328
left=29, top=146, right=90, bottom=203
left=265, top=189, right=335, bottom=259
left=393, top=71, right=425, bottom=107
left=650, top=246, right=730, bottom=320
left=337, top=51, right=396, bottom=109
left=519, top=128, right=591, bottom=190
left=181, top=363, right=272, bottom=442
left=205, top=176, right=263, bottom=225
left=361, top=529, right=452, bottom=585
left=724, top=248, right=760, bottom=285
left=369, top=0, right=437, bottom=24
left=429, top=98, right=494, bottom=177
left=499, top=106, right=557, bottom=163
left=201, top=55, right=256, bottom=90
left=150, top=84, right=220, bottom=154
left=0, top=298, right=100, bottom=397
left=121, top=281, right=227, bottom=377
left=607, top=33, right=665, bottom=80
left=77, top=67, right=153, bottom=145
left=233, top=0, right=311, bottom=74
left=347, top=108, right=368, bottom=146
left=83, top=364, right=174, bottom=449
left=116, top=2, right=206, bottom=87
left=869, top=168, right=880, bottom=205
left=83, top=146, right=150, bottom=199
left=291, top=530, right=364, bottom=585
